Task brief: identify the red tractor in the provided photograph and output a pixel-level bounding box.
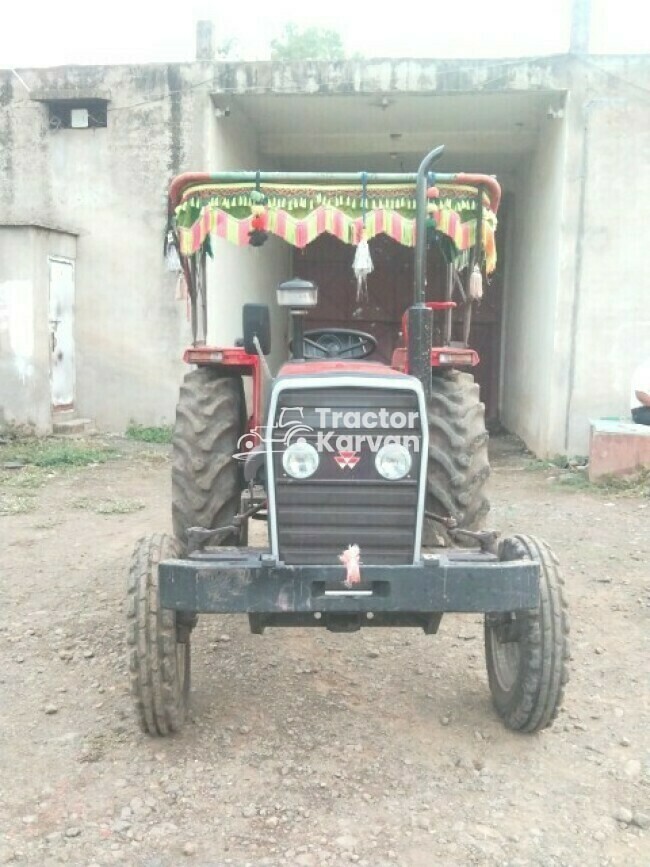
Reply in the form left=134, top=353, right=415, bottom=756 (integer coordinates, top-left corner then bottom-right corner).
left=127, top=147, right=569, bottom=736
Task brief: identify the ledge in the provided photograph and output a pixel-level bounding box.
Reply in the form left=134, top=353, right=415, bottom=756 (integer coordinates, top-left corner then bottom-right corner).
left=589, top=418, right=650, bottom=480
left=30, top=88, right=111, bottom=103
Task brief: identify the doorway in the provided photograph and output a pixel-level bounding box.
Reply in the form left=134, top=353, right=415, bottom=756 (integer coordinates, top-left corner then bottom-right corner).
left=48, top=257, right=76, bottom=412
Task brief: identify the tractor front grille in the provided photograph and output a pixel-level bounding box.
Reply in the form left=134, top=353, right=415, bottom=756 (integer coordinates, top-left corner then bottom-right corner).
left=271, top=385, right=423, bottom=565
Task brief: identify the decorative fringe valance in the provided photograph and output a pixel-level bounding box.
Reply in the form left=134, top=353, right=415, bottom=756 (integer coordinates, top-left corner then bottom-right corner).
left=173, top=181, right=497, bottom=273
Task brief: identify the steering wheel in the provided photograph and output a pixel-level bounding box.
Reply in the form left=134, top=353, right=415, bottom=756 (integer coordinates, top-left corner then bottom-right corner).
left=302, top=328, right=378, bottom=360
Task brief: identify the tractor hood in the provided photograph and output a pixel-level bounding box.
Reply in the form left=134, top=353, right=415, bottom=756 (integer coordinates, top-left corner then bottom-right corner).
left=276, top=360, right=410, bottom=378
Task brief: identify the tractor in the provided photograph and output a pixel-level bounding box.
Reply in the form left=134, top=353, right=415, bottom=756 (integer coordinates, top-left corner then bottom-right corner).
left=126, top=146, right=569, bottom=736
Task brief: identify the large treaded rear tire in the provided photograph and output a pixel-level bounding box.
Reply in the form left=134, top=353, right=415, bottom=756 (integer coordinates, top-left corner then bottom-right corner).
left=172, top=368, right=243, bottom=548
left=126, top=534, right=190, bottom=736
left=485, top=535, right=570, bottom=733
left=423, top=370, right=490, bottom=546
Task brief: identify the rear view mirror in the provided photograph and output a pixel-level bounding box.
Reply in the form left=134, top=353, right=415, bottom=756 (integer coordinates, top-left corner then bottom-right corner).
left=243, top=304, right=271, bottom=356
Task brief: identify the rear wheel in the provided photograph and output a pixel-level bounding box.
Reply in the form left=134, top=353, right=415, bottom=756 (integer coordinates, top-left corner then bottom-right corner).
left=423, top=370, right=490, bottom=546
left=172, top=368, right=244, bottom=549
left=126, top=534, right=191, bottom=736
left=485, top=535, right=570, bottom=732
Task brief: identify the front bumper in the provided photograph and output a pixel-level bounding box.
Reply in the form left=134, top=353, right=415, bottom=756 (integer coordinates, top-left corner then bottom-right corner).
left=159, top=548, right=539, bottom=628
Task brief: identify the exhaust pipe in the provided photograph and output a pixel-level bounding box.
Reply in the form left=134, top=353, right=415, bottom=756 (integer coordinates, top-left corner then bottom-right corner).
left=410, top=146, right=445, bottom=398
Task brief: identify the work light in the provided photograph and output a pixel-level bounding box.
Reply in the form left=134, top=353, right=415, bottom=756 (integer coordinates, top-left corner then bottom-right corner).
left=276, top=278, right=318, bottom=309
left=278, top=278, right=319, bottom=361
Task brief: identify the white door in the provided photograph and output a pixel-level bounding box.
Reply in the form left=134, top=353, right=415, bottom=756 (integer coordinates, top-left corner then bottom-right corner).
left=48, top=258, right=75, bottom=409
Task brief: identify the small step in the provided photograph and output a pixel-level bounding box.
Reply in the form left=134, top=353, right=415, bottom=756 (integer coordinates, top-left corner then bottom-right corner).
left=52, top=417, right=92, bottom=435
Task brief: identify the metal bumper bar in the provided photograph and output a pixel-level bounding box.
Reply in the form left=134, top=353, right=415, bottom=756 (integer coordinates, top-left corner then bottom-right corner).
left=158, top=549, right=539, bottom=615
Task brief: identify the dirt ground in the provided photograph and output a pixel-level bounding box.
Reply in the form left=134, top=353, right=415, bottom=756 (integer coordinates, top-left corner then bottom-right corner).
left=1, top=434, right=649, bottom=867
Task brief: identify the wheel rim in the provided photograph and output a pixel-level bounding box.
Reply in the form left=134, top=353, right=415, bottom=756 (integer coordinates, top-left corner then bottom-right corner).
left=489, top=621, right=521, bottom=693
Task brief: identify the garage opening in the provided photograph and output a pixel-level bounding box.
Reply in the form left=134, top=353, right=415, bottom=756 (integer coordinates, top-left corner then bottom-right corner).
left=292, top=221, right=505, bottom=423
left=212, top=87, right=566, bottom=444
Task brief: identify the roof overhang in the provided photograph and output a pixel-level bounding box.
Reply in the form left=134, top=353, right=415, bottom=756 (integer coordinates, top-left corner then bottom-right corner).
left=208, top=58, right=569, bottom=178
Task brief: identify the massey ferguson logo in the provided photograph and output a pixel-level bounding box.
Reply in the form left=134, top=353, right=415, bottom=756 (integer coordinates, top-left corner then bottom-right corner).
left=334, top=450, right=360, bottom=469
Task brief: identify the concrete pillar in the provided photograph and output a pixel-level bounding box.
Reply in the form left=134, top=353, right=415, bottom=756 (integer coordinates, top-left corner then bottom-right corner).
left=196, top=20, right=215, bottom=61
left=570, top=0, right=591, bottom=54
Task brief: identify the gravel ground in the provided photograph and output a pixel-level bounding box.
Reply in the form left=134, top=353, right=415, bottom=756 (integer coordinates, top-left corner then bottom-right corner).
left=1, top=435, right=648, bottom=866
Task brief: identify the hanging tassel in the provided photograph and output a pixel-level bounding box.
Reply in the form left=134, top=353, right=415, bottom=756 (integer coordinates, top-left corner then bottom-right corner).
left=353, top=229, right=373, bottom=302
left=339, top=544, right=362, bottom=587
left=164, top=230, right=181, bottom=273
left=469, top=263, right=483, bottom=301
left=248, top=184, right=269, bottom=247
left=353, top=172, right=373, bottom=302
left=175, top=271, right=187, bottom=301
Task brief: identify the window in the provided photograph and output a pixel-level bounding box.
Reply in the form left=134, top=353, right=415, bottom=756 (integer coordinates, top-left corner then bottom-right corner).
left=47, top=99, right=108, bottom=130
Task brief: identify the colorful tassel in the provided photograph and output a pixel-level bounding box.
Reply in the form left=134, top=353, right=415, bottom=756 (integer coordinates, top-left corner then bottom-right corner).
left=340, top=544, right=362, bottom=586
left=248, top=198, right=269, bottom=246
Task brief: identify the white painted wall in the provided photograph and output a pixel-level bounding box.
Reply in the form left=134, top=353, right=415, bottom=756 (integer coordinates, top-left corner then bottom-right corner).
left=500, top=115, right=566, bottom=456
left=564, top=98, right=650, bottom=453
left=0, top=277, right=33, bottom=386
left=0, top=227, right=76, bottom=433
left=501, top=65, right=650, bottom=458
left=205, top=106, right=291, bottom=374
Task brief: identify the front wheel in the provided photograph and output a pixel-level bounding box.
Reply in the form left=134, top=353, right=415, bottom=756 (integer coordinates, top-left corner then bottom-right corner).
left=485, top=535, right=570, bottom=732
left=126, top=534, right=191, bottom=735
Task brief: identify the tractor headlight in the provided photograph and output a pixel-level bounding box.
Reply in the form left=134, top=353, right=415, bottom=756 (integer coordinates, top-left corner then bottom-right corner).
left=375, top=442, right=412, bottom=480
left=282, top=439, right=319, bottom=479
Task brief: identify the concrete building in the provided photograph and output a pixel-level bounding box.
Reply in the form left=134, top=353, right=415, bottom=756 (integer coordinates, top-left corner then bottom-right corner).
left=1, top=43, right=648, bottom=456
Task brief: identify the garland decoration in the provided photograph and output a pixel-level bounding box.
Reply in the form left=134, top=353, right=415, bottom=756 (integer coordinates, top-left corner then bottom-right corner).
left=248, top=176, right=269, bottom=247
left=173, top=180, right=498, bottom=273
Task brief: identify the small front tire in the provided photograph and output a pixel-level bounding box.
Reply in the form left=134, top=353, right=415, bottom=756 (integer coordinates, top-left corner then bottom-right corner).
left=485, top=535, right=570, bottom=733
left=126, top=534, right=191, bottom=736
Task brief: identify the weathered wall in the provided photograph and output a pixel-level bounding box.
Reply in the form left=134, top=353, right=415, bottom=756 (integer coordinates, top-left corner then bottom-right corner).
left=1, top=55, right=649, bottom=452
left=0, top=64, right=209, bottom=430
left=0, top=62, right=292, bottom=431
left=0, top=226, right=76, bottom=432
left=564, top=94, right=650, bottom=453
left=500, top=56, right=650, bottom=457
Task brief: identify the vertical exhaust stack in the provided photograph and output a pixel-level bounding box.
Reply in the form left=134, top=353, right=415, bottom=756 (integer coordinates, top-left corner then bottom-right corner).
left=410, top=145, right=445, bottom=399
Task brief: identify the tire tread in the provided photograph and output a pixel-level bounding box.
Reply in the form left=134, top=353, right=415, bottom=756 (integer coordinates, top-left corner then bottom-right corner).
left=126, top=534, right=188, bottom=736
left=172, top=369, right=243, bottom=547
left=424, top=371, right=490, bottom=545
left=485, top=534, right=570, bottom=732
